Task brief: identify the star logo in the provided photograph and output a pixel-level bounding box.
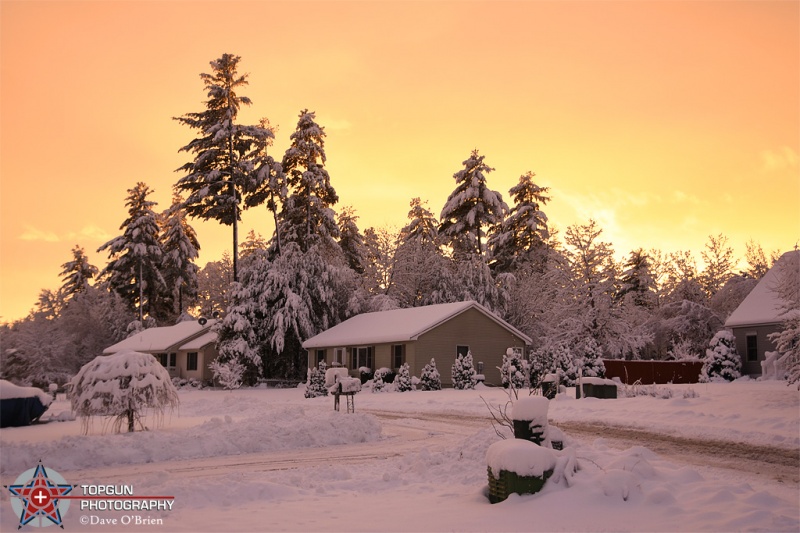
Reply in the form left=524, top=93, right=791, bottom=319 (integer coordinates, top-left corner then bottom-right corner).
left=5, top=461, right=74, bottom=529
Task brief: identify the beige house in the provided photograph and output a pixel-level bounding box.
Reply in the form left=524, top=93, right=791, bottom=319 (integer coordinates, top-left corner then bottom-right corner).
left=724, top=251, right=798, bottom=375
left=103, top=319, right=219, bottom=382
left=302, top=301, right=532, bottom=386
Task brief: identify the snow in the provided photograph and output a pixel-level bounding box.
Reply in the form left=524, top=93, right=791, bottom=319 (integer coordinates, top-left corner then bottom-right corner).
left=302, top=300, right=530, bottom=348
left=103, top=319, right=217, bottom=354
left=725, top=250, right=798, bottom=327
left=1, top=381, right=797, bottom=532
left=581, top=376, right=618, bottom=386
left=486, top=438, right=556, bottom=477
left=0, top=380, right=52, bottom=405
left=510, top=396, right=549, bottom=422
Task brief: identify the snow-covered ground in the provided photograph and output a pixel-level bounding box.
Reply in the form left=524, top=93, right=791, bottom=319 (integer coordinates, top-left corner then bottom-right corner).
left=1, top=380, right=798, bottom=532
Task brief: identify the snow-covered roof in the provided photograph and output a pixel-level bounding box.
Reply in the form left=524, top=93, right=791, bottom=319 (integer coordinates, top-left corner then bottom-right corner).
left=725, top=251, right=798, bottom=328
left=302, top=301, right=531, bottom=349
left=180, top=331, right=217, bottom=351
left=103, top=320, right=217, bottom=354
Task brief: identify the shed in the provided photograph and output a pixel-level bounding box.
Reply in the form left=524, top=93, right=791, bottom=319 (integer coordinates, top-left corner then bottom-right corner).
left=103, top=319, right=219, bottom=382
left=724, top=250, right=798, bottom=375
left=302, top=301, right=531, bottom=386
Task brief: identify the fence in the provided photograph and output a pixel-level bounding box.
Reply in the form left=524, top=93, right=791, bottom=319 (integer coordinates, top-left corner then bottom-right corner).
left=602, top=359, right=703, bottom=384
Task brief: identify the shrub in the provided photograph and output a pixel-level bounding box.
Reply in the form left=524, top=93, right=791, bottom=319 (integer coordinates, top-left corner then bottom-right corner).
left=452, top=350, right=477, bottom=390
left=420, top=358, right=441, bottom=391
left=395, top=363, right=412, bottom=392
left=700, top=330, right=741, bottom=382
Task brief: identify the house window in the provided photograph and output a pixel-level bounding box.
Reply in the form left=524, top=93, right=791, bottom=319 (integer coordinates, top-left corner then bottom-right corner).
left=746, top=334, right=758, bottom=362
left=156, top=353, right=168, bottom=366
left=169, top=353, right=177, bottom=368
left=187, top=352, right=198, bottom=371
left=456, top=345, right=470, bottom=358
left=353, top=346, right=373, bottom=370
left=392, top=344, right=406, bottom=369
left=334, top=348, right=346, bottom=366
left=316, top=350, right=325, bottom=366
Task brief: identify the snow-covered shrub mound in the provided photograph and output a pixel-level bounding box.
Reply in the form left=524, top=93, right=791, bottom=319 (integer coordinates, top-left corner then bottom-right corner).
left=700, top=330, right=741, bottom=382
left=452, top=350, right=477, bottom=390
left=420, top=358, right=442, bottom=391
left=69, top=350, right=179, bottom=433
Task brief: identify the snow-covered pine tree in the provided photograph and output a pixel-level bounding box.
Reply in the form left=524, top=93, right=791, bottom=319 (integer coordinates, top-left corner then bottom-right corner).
left=243, top=117, right=285, bottom=255
left=499, top=349, right=527, bottom=390
left=372, top=367, right=390, bottom=393
left=487, top=172, right=550, bottom=273
left=700, top=330, right=742, bottom=382
left=338, top=206, right=367, bottom=274
left=174, top=53, right=274, bottom=282
left=575, top=337, right=606, bottom=379
left=616, top=248, right=657, bottom=308
left=439, top=150, right=508, bottom=259
left=767, top=251, right=800, bottom=387
left=552, top=344, right=579, bottom=387
left=280, top=109, right=339, bottom=252
left=98, top=182, right=166, bottom=323
left=451, top=350, right=477, bottom=390
left=59, top=245, right=99, bottom=302
left=160, top=192, right=200, bottom=319
left=402, top=197, right=439, bottom=246
left=304, top=361, right=328, bottom=398
left=209, top=358, right=246, bottom=390
left=395, top=362, right=412, bottom=392
left=420, top=358, right=442, bottom=391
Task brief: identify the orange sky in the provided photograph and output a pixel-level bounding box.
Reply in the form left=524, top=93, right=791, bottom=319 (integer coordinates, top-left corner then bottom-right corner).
left=1, top=0, right=798, bottom=323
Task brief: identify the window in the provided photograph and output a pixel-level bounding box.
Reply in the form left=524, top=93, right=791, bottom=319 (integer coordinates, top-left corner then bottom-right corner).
left=353, top=346, right=373, bottom=370
left=392, top=344, right=406, bottom=369
left=746, top=334, right=758, bottom=362
left=456, top=345, right=470, bottom=358
left=316, top=350, right=325, bottom=366
left=334, top=348, right=345, bottom=366
left=169, top=353, right=177, bottom=368
left=187, top=352, right=198, bottom=371
left=156, top=353, right=168, bottom=366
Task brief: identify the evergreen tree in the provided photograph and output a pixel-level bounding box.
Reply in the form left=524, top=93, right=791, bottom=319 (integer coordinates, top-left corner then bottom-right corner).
left=98, top=183, right=166, bottom=322
left=304, top=361, right=328, bottom=398
left=160, top=192, right=200, bottom=318
left=439, top=150, right=507, bottom=259
left=487, top=172, right=550, bottom=272
left=280, top=110, right=339, bottom=252
left=419, top=358, right=442, bottom=391
left=617, top=248, right=657, bottom=308
left=243, top=117, right=285, bottom=255
left=451, top=350, right=477, bottom=390
left=574, top=336, right=606, bottom=379
left=174, top=53, right=274, bottom=282
left=395, top=362, right=412, bottom=392
left=700, top=330, right=742, bottom=382
left=767, top=251, right=800, bottom=387
left=402, top=197, right=439, bottom=246
left=338, top=206, right=366, bottom=274
left=499, top=349, right=527, bottom=390
left=553, top=343, right=579, bottom=387
left=59, top=245, right=99, bottom=302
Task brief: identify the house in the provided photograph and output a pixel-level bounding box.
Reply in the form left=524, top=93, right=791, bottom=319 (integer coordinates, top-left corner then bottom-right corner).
left=103, top=319, right=219, bottom=382
left=302, top=301, right=532, bottom=386
left=724, top=251, right=798, bottom=375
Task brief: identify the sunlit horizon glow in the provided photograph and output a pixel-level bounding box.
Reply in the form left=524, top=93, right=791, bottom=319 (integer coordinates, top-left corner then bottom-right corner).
left=1, top=1, right=798, bottom=323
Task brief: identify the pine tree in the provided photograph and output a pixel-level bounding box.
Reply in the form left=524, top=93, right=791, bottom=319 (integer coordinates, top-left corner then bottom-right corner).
left=700, top=330, right=742, bottom=382
left=420, top=358, right=442, bottom=391
left=439, top=150, right=507, bottom=259
left=98, top=183, right=166, bottom=322
left=552, top=343, right=579, bottom=387
left=280, top=109, right=339, bottom=252
left=451, top=350, right=477, bottom=390
left=174, top=53, right=274, bottom=282
left=487, top=172, right=550, bottom=272
left=59, top=245, right=99, bottom=302
left=575, top=337, right=606, bottom=379
left=395, top=362, right=412, bottom=392
left=767, top=251, right=800, bottom=387
left=305, top=361, right=328, bottom=398
left=160, top=192, right=200, bottom=318
left=617, top=248, right=657, bottom=308
left=338, top=206, right=366, bottom=274
left=499, top=349, right=527, bottom=390
left=243, top=117, right=285, bottom=255
left=402, top=197, right=439, bottom=246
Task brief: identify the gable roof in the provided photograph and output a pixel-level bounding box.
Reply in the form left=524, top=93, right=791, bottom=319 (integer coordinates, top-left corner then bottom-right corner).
left=302, top=301, right=531, bottom=349
left=103, top=319, right=218, bottom=354
left=725, top=250, right=798, bottom=328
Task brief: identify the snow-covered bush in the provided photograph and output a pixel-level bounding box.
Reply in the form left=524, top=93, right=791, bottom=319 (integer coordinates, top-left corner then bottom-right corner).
left=372, top=367, right=391, bottom=393
left=499, top=348, right=527, bottom=391
left=395, top=362, right=412, bottom=392
left=420, top=358, right=442, bottom=391
left=576, top=337, right=606, bottom=379
left=70, top=350, right=179, bottom=433
left=209, top=359, right=245, bottom=390
left=553, top=344, right=579, bottom=387
left=452, top=350, right=477, bottom=390
left=305, top=361, right=328, bottom=398
left=700, top=330, right=741, bottom=382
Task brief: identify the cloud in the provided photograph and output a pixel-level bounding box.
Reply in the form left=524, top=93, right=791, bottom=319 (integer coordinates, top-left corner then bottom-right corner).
left=66, top=225, right=112, bottom=242
left=19, top=225, right=60, bottom=242
left=671, top=190, right=702, bottom=205
left=760, top=146, right=799, bottom=173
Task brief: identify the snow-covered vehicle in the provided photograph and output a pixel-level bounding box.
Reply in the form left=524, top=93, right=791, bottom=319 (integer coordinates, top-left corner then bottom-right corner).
left=0, top=380, right=52, bottom=427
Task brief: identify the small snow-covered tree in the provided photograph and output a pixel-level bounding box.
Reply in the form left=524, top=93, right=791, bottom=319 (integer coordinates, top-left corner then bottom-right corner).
left=372, top=367, right=391, bottom=393
left=70, top=350, right=179, bottom=433
left=552, top=344, right=579, bottom=387
left=304, top=361, right=328, bottom=398
left=451, top=350, right=477, bottom=390
left=59, top=245, right=98, bottom=302
left=395, top=362, right=412, bottom=392
left=209, top=358, right=245, bottom=390
left=700, top=330, right=742, bottom=382
left=419, top=358, right=442, bottom=391
left=499, top=349, right=527, bottom=390
left=575, top=337, right=606, bottom=379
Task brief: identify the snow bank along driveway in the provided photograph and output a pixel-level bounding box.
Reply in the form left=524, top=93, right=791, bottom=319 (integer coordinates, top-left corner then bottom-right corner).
left=0, top=380, right=797, bottom=532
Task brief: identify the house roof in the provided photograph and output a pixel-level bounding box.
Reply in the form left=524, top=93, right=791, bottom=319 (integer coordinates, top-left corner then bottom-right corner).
left=302, top=301, right=531, bottom=349
left=725, top=250, right=798, bottom=328
left=103, top=319, right=218, bottom=354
